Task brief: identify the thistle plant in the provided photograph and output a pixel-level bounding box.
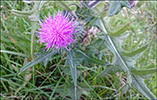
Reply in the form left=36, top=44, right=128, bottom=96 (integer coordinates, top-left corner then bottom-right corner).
left=1, top=0, right=156, bottom=100
left=38, top=11, right=77, bottom=51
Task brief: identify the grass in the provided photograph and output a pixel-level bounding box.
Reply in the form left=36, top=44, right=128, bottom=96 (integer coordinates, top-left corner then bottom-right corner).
left=1, top=1, right=156, bottom=99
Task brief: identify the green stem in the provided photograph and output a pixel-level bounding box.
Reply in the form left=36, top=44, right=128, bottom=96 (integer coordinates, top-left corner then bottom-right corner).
left=30, top=21, right=38, bottom=85
left=30, top=21, right=38, bottom=60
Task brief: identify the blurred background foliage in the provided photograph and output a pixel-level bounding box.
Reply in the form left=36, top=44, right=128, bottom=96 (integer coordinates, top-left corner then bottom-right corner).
left=1, top=1, right=156, bottom=99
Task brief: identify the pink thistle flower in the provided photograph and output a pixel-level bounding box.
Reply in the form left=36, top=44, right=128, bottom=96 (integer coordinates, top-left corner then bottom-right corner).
left=38, top=11, right=77, bottom=51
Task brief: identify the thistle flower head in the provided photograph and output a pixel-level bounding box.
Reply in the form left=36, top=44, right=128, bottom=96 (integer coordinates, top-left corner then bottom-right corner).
left=38, top=11, right=77, bottom=51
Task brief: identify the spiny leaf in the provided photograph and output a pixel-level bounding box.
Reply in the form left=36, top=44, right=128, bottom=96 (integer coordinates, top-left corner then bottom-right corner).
left=131, top=74, right=157, bottom=99
left=11, top=1, right=40, bottom=17
left=98, top=65, right=116, bottom=78
left=122, top=44, right=148, bottom=57
left=11, top=1, right=47, bottom=21
left=110, top=22, right=130, bottom=37
left=65, top=50, right=78, bottom=86
left=97, top=18, right=156, bottom=99
left=107, top=1, right=121, bottom=17
left=107, top=0, right=131, bottom=16
left=19, top=49, right=56, bottom=74
left=74, top=47, right=106, bottom=65
left=35, top=49, right=59, bottom=66
left=65, top=50, right=78, bottom=99
left=86, top=38, right=105, bottom=50
left=131, top=68, right=157, bottom=76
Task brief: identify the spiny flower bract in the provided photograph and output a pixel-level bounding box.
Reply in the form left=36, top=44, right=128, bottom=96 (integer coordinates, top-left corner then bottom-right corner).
left=38, top=11, right=77, bottom=51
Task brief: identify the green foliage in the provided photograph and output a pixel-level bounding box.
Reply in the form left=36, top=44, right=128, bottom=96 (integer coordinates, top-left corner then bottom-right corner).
left=131, top=68, right=157, bottom=76
left=11, top=1, right=47, bottom=21
left=1, top=1, right=156, bottom=100
left=107, top=0, right=131, bottom=16
left=74, top=47, right=107, bottom=66
left=19, top=49, right=57, bottom=74
left=53, top=82, right=91, bottom=99
left=96, top=18, right=156, bottom=99
left=65, top=50, right=78, bottom=99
